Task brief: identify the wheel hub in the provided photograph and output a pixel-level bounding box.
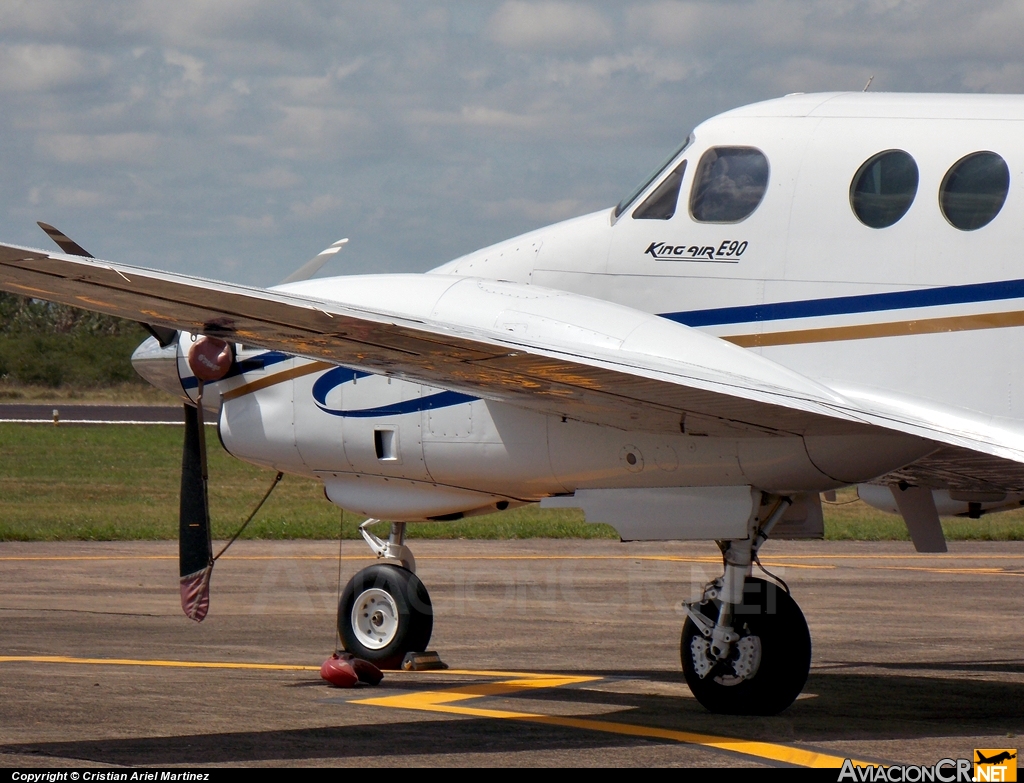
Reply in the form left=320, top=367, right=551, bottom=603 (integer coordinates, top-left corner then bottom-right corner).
left=351, top=588, right=400, bottom=650
left=689, top=636, right=715, bottom=679
left=713, top=634, right=762, bottom=686
left=690, top=630, right=763, bottom=685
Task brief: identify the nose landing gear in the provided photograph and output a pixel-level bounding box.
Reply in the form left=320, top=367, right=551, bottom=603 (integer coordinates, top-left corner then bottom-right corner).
left=338, top=521, right=433, bottom=669
left=681, top=495, right=812, bottom=715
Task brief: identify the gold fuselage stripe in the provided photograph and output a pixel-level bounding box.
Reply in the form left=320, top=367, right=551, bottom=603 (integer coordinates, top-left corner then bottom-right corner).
left=220, top=360, right=334, bottom=401
left=723, top=309, right=1024, bottom=348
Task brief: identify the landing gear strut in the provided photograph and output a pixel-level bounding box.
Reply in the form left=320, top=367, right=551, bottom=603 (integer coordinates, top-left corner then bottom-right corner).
left=338, top=521, right=432, bottom=669
left=681, top=495, right=812, bottom=715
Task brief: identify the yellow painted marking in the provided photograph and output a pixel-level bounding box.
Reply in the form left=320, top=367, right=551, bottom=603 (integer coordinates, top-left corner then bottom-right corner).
left=534, top=716, right=859, bottom=768
left=0, top=656, right=586, bottom=682
left=353, top=672, right=865, bottom=768
left=723, top=309, right=1024, bottom=348
left=731, top=553, right=1024, bottom=560
left=876, top=565, right=1023, bottom=576
left=0, top=655, right=320, bottom=671
left=221, top=360, right=334, bottom=401
left=0, top=654, right=882, bottom=767
left=2, top=553, right=1022, bottom=579
left=424, top=669, right=594, bottom=679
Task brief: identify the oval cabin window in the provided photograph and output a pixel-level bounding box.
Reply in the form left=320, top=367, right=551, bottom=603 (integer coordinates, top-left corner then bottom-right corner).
left=850, top=150, right=919, bottom=228
left=940, top=152, right=1010, bottom=231
left=689, top=147, right=769, bottom=223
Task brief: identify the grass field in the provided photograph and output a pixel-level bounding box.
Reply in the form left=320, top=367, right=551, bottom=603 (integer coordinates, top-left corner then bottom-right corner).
left=1, top=423, right=1023, bottom=542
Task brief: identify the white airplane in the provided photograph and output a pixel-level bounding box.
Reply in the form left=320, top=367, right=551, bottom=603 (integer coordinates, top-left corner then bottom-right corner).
left=3, top=91, right=1023, bottom=716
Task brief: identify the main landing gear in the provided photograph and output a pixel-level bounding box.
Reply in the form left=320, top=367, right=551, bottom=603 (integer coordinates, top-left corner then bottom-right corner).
left=681, top=495, right=812, bottom=715
left=338, top=520, right=432, bottom=669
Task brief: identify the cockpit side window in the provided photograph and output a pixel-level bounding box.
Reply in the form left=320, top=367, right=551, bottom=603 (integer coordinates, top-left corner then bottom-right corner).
left=614, top=134, right=694, bottom=218
left=632, top=160, right=687, bottom=220
left=689, top=147, right=769, bottom=223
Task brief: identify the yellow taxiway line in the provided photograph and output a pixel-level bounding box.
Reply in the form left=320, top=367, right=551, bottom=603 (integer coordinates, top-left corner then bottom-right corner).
left=351, top=672, right=866, bottom=768
left=0, top=654, right=869, bottom=768
left=0, top=655, right=322, bottom=671
left=3, top=552, right=1021, bottom=577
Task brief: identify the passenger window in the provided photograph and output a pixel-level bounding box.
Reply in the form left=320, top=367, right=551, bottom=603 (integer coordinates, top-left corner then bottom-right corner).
left=940, top=152, right=1009, bottom=231
left=689, top=147, right=769, bottom=223
left=632, top=160, right=687, bottom=220
left=850, top=150, right=919, bottom=228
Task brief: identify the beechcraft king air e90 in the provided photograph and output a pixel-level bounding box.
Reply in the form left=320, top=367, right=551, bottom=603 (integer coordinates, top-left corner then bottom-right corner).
left=4, top=91, right=1024, bottom=715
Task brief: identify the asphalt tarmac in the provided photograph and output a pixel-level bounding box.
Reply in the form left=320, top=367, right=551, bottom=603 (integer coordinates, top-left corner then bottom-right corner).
left=0, top=404, right=183, bottom=424
left=1, top=539, right=1022, bottom=768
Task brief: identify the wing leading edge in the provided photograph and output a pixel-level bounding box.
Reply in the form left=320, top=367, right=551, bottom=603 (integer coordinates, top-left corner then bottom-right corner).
left=2, top=241, right=1024, bottom=489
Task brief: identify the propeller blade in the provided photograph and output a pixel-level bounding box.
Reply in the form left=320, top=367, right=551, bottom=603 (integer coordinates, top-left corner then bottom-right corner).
left=180, top=400, right=213, bottom=621
left=279, top=238, right=348, bottom=284
left=36, top=221, right=94, bottom=257
left=141, top=322, right=179, bottom=348
left=36, top=221, right=178, bottom=347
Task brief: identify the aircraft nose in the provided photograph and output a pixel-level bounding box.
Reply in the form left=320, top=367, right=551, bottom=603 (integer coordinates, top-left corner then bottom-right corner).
left=131, top=335, right=185, bottom=399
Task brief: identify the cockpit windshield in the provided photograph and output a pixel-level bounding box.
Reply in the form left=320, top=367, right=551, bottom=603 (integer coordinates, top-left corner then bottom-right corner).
left=614, top=133, right=694, bottom=218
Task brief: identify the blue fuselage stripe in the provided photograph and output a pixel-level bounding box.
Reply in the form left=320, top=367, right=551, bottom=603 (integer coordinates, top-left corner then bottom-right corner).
left=661, top=277, right=1024, bottom=328
left=181, top=350, right=293, bottom=389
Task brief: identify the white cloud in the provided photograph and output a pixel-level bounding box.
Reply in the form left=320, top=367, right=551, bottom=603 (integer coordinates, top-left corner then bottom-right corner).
left=229, top=213, right=276, bottom=233
left=335, top=58, right=367, bottom=81
left=483, top=196, right=582, bottom=223
left=50, top=187, right=111, bottom=209
left=242, top=166, right=301, bottom=189
left=0, top=44, right=112, bottom=92
left=265, top=105, right=373, bottom=159
left=487, top=1, right=613, bottom=50
left=34, top=134, right=162, bottom=165
left=163, top=49, right=205, bottom=89
left=2, top=1, right=1024, bottom=284
left=544, top=49, right=695, bottom=85
left=272, top=75, right=332, bottom=101
left=458, top=105, right=543, bottom=130
left=289, top=193, right=343, bottom=220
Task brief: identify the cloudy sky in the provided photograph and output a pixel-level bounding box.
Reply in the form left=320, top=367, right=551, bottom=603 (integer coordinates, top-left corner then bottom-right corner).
left=1, top=1, right=1023, bottom=284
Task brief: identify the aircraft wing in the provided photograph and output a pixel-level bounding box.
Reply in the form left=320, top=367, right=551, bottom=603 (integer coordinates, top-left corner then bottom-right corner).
left=2, top=241, right=1024, bottom=490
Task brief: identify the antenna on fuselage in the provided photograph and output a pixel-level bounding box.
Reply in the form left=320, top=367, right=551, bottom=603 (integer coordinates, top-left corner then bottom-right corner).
left=863, top=75, right=874, bottom=92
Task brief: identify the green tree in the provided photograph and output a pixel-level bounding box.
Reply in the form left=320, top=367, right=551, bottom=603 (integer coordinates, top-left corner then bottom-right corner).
left=0, top=292, right=149, bottom=387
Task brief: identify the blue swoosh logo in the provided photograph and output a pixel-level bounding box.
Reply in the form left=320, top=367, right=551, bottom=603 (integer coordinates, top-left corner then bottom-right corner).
left=311, top=366, right=475, bottom=418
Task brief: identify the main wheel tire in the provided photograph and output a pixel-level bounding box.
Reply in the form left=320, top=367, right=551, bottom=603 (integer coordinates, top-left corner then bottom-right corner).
left=339, top=563, right=433, bottom=669
left=681, top=576, right=811, bottom=715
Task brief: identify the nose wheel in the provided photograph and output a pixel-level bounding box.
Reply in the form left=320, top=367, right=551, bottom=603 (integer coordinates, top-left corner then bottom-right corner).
left=339, top=563, right=433, bottom=669
left=681, top=576, right=811, bottom=715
